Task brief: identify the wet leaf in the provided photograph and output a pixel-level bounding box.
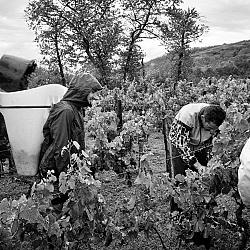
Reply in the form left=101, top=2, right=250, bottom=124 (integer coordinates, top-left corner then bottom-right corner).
left=127, top=196, right=136, bottom=210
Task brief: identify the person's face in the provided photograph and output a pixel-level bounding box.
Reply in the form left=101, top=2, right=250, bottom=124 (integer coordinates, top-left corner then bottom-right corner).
left=201, top=115, right=219, bottom=135
left=87, top=91, right=100, bottom=105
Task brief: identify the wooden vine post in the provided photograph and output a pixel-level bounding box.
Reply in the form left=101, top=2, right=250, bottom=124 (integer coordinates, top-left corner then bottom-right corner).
left=114, top=91, right=123, bottom=133
left=162, top=115, right=172, bottom=177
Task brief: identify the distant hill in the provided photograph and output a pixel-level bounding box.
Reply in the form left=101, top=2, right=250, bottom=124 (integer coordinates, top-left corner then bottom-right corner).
left=145, top=40, right=250, bottom=81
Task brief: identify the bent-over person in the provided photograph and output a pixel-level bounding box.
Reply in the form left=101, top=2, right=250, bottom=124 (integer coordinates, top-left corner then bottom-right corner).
left=168, top=103, right=226, bottom=177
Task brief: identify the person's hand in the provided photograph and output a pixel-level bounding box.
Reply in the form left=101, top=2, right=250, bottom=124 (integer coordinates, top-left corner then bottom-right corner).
left=194, top=161, right=206, bottom=173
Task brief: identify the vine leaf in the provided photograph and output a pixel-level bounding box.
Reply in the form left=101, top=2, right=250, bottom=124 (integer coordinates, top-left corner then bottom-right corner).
left=204, top=196, right=211, bottom=204
left=127, top=196, right=136, bottom=210
left=59, top=172, right=68, bottom=194
left=0, top=198, right=10, bottom=213
left=72, top=141, right=80, bottom=150
left=11, top=219, right=19, bottom=234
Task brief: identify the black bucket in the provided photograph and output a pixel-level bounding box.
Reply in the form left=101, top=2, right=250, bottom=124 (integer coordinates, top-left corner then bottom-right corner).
left=0, top=54, right=37, bottom=92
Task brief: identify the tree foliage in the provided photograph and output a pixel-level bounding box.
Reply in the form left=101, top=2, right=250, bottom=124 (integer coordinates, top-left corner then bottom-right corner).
left=23, top=0, right=207, bottom=87
left=159, top=7, right=208, bottom=86
left=25, top=0, right=123, bottom=86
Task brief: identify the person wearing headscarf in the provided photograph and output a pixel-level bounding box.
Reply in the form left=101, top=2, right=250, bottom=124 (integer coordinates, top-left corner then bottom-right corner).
left=168, top=103, right=226, bottom=177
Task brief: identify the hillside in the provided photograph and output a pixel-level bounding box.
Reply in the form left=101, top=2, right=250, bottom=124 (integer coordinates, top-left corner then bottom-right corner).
left=145, top=40, right=250, bottom=81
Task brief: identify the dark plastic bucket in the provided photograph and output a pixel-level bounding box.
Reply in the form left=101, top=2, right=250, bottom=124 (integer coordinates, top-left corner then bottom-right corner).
left=0, top=54, right=37, bottom=92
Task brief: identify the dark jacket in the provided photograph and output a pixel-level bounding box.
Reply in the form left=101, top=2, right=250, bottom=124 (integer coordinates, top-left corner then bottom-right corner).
left=39, top=73, right=102, bottom=177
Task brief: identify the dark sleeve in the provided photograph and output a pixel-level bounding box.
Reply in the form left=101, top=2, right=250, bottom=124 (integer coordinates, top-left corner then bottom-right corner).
left=50, top=109, right=74, bottom=175
left=169, top=119, right=197, bottom=165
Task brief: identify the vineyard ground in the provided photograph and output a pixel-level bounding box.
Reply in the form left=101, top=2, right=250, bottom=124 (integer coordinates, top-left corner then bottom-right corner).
left=0, top=132, right=238, bottom=249
left=0, top=132, right=165, bottom=200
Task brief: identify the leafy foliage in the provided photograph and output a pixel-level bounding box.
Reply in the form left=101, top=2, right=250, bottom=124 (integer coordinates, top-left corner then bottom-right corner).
left=2, top=76, right=250, bottom=249
left=159, top=7, right=208, bottom=84
left=0, top=143, right=106, bottom=249
left=81, top=76, right=250, bottom=248
left=25, top=0, right=209, bottom=86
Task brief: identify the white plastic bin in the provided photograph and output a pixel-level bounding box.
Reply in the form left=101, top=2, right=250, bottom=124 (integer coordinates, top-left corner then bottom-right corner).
left=0, top=84, right=67, bottom=176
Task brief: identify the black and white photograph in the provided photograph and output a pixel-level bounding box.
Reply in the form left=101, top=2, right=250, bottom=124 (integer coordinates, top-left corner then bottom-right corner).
left=0, top=0, right=250, bottom=249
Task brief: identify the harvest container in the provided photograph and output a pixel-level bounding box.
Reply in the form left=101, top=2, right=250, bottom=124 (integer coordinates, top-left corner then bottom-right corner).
left=0, top=84, right=67, bottom=176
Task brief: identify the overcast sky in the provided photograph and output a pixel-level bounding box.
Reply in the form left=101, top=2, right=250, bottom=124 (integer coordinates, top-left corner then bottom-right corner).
left=0, top=0, right=250, bottom=63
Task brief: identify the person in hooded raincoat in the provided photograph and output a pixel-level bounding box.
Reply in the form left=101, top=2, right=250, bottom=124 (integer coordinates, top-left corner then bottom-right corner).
left=38, top=73, right=103, bottom=178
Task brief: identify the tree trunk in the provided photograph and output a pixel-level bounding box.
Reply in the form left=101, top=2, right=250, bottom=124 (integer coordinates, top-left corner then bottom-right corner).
left=123, top=41, right=135, bottom=82
left=177, top=51, right=184, bottom=81
left=173, top=31, right=185, bottom=91
left=141, top=58, right=145, bottom=79
left=54, top=32, right=66, bottom=86
left=114, top=92, right=123, bottom=133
